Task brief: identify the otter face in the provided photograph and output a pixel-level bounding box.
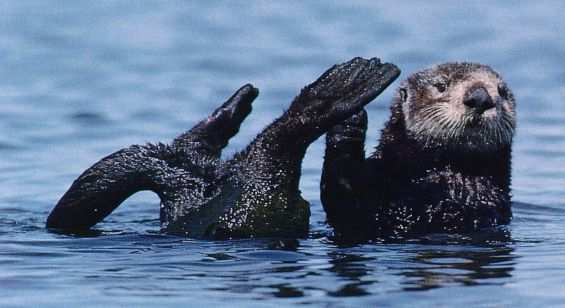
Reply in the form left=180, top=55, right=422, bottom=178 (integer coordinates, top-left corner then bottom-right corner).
left=399, top=63, right=516, bottom=152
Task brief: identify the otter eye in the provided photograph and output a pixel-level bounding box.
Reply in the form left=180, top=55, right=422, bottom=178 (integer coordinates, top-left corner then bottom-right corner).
left=498, top=84, right=509, bottom=99
left=399, top=88, right=408, bottom=102
left=434, top=82, right=447, bottom=93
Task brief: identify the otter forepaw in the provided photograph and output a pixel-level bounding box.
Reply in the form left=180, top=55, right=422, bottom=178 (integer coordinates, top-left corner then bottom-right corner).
left=327, top=109, right=368, bottom=146
left=321, top=109, right=369, bottom=226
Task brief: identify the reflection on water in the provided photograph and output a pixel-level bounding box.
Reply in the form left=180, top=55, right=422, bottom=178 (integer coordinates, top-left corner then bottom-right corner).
left=403, top=244, right=515, bottom=291
left=1, top=1, right=565, bottom=306
left=326, top=252, right=375, bottom=297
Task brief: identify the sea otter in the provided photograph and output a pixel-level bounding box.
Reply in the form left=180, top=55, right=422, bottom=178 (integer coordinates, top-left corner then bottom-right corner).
left=46, top=57, right=401, bottom=239
left=321, top=62, right=516, bottom=237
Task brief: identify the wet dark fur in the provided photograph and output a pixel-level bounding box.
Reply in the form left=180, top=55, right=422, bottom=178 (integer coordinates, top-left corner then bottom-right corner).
left=47, top=57, right=400, bottom=239
left=322, top=63, right=515, bottom=238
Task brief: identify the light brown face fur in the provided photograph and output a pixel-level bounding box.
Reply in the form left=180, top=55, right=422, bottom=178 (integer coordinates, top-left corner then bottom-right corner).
left=398, top=63, right=516, bottom=152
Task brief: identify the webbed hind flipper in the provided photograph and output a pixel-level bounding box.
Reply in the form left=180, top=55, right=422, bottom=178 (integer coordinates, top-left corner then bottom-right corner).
left=173, top=84, right=258, bottom=159
left=242, top=57, right=400, bottom=165
left=46, top=144, right=205, bottom=230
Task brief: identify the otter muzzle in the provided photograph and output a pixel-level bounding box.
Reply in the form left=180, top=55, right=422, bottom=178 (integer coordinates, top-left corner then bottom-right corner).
left=463, top=86, right=495, bottom=113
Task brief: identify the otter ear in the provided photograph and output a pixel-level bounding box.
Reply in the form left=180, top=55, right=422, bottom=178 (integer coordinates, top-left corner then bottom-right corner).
left=399, top=88, right=408, bottom=102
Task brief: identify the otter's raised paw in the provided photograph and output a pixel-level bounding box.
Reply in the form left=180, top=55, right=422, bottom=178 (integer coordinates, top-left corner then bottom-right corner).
left=327, top=109, right=368, bottom=146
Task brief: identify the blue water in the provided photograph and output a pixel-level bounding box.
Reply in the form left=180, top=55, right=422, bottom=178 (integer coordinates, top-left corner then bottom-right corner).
left=1, top=1, right=565, bottom=306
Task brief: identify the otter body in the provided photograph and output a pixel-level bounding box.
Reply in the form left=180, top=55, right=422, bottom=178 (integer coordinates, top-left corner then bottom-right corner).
left=322, top=63, right=516, bottom=237
left=46, top=57, right=400, bottom=239
left=47, top=59, right=515, bottom=240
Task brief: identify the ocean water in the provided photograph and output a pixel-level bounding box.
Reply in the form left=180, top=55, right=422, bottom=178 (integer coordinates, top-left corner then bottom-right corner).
left=1, top=1, right=565, bottom=307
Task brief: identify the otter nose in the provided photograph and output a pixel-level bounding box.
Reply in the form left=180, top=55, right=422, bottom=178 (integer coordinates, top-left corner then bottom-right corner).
left=463, top=87, right=495, bottom=113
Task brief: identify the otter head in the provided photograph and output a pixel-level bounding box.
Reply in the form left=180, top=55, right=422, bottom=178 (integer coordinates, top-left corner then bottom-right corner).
left=397, top=63, right=516, bottom=153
